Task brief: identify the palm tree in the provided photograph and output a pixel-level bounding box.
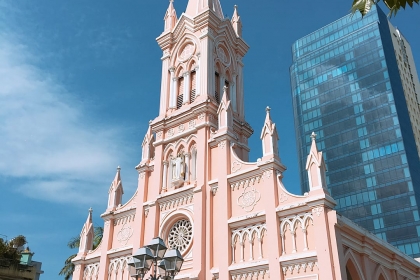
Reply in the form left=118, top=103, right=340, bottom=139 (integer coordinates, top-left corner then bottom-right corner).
left=352, top=0, right=418, bottom=17
left=59, top=227, right=103, bottom=280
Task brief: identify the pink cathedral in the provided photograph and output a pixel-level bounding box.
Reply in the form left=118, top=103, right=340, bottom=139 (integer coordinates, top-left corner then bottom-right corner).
left=72, top=0, right=420, bottom=279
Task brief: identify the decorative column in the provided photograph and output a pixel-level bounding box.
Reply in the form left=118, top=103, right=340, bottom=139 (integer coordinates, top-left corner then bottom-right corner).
left=184, top=153, right=190, bottom=183
left=169, top=68, right=176, bottom=108
left=258, top=237, right=263, bottom=259
left=162, top=161, right=169, bottom=192
left=183, top=72, right=190, bottom=104
left=249, top=239, right=253, bottom=261
left=291, top=230, right=297, bottom=253
left=159, top=51, right=171, bottom=115
left=302, top=228, right=308, bottom=251
left=281, top=233, right=285, bottom=255
left=240, top=241, right=245, bottom=262
left=231, top=244, right=236, bottom=264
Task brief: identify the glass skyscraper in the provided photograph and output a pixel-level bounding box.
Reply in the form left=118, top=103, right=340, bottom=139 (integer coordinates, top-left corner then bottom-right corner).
left=290, top=6, right=420, bottom=257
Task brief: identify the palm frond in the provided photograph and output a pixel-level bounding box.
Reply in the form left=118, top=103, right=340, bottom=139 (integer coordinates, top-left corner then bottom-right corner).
left=59, top=254, right=77, bottom=280
left=67, top=236, right=80, bottom=249
left=351, top=0, right=376, bottom=16
left=351, top=0, right=418, bottom=17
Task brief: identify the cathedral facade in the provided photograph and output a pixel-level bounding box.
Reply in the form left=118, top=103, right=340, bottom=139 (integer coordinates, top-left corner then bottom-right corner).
left=72, top=1, right=420, bottom=279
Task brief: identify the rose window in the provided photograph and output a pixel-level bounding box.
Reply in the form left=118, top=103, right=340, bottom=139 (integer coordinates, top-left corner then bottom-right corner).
left=168, top=219, right=193, bottom=253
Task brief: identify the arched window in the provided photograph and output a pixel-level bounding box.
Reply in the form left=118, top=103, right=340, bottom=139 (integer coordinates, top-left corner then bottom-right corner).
left=345, top=259, right=362, bottom=280
left=177, top=76, right=184, bottom=109
left=215, top=72, right=220, bottom=103
left=190, top=70, right=196, bottom=103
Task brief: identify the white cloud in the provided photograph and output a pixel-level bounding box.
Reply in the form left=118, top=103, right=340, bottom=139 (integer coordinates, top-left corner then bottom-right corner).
left=0, top=27, right=136, bottom=205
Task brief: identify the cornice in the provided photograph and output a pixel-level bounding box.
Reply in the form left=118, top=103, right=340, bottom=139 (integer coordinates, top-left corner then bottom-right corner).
left=276, top=201, right=311, bottom=217
left=338, top=215, right=420, bottom=270
left=107, top=246, right=133, bottom=259
left=256, top=159, right=287, bottom=172
left=72, top=255, right=101, bottom=265
left=228, top=211, right=266, bottom=228
left=151, top=100, right=217, bottom=130
left=112, top=211, right=136, bottom=225
left=156, top=184, right=195, bottom=212
left=135, top=162, right=153, bottom=173
left=193, top=10, right=223, bottom=32
left=228, top=259, right=269, bottom=273
left=279, top=251, right=317, bottom=264
left=227, top=164, right=260, bottom=182
left=156, top=32, right=173, bottom=50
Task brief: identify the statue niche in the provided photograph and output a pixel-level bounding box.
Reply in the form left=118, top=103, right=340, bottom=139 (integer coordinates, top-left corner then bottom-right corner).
left=171, top=152, right=186, bottom=188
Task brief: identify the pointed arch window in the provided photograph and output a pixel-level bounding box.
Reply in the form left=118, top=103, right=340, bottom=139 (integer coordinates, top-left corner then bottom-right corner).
left=177, top=76, right=184, bottom=109
left=215, top=72, right=220, bottom=103
left=190, top=70, right=196, bottom=103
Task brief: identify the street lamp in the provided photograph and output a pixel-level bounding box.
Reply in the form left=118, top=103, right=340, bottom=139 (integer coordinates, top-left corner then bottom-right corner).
left=130, top=237, right=184, bottom=280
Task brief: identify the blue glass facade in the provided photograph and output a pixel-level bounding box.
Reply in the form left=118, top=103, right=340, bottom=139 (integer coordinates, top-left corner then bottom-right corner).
left=290, top=6, right=420, bottom=257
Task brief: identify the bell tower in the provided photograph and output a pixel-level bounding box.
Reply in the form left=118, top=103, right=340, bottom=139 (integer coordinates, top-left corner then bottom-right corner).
left=133, top=1, right=254, bottom=278
left=156, top=0, right=250, bottom=135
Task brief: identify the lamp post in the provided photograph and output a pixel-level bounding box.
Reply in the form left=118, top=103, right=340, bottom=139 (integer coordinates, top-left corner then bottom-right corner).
left=129, top=237, right=184, bottom=280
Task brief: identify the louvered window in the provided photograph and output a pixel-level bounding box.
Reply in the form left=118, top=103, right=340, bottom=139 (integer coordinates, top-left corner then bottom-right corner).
left=190, top=71, right=196, bottom=103
left=215, top=72, right=220, bottom=104
left=177, top=77, right=184, bottom=109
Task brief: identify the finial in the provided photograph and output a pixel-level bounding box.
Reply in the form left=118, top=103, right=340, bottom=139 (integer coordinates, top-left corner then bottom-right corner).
left=117, top=166, right=121, bottom=171
left=266, top=106, right=271, bottom=113
left=234, top=4, right=237, bottom=8
left=88, top=207, right=93, bottom=214
left=223, top=85, right=228, bottom=94
left=169, top=0, right=174, bottom=2
left=310, top=132, right=317, bottom=142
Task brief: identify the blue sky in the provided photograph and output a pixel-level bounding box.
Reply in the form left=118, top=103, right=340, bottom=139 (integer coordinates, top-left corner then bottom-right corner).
left=0, top=0, right=418, bottom=279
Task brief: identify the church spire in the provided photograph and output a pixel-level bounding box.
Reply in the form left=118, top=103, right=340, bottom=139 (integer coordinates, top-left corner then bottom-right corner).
left=78, top=208, right=94, bottom=256
left=185, top=0, right=224, bottom=19
left=217, top=86, right=233, bottom=132
left=141, top=125, right=155, bottom=164
left=231, top=5, right=242, bottom=37
left=164, top=0, right=177, bottom=32
left=107, top=166, right=124, bottom=211
left=305, top=132, right=327, bottom=191
left=260, top=107, right=280, bottom=161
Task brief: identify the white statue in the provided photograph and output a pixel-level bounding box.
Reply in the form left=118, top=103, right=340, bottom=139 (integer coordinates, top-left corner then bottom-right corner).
left=171, top=152, right=185, bottom=188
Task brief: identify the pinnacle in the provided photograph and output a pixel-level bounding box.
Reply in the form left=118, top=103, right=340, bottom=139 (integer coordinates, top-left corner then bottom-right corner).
left=310, top=132, right=317, bottom=142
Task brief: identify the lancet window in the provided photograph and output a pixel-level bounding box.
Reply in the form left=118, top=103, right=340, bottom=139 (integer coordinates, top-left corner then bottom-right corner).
left=215, top=72, right=220, bottom=104
left=177, top=76, right=184, bottom=109
left=107, top=256, right=131, bottom=280
left=83, top=262, right=100, bottom=280
left=161, top=141, right=198, bottom=192
left=280, top=213, right=314, bottom=255
left=190, top=70, right=196, bottom=103
left=231, top=223, right=267, bottom=264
